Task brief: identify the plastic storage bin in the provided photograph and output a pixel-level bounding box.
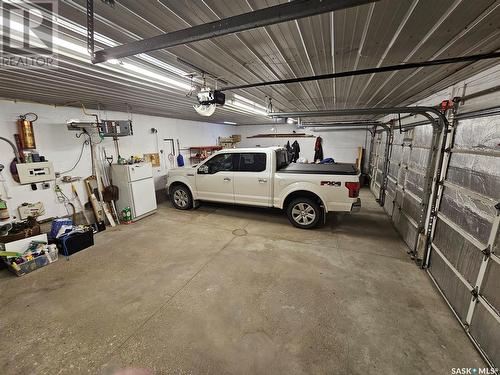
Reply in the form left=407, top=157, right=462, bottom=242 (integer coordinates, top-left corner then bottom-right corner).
left=8, top=253, right=51, bottom=276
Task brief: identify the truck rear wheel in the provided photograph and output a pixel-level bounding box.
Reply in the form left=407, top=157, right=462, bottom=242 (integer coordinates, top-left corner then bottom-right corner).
left=170, top=184, right=193, bottom=210
left=286, top=197, right=322, bottom=229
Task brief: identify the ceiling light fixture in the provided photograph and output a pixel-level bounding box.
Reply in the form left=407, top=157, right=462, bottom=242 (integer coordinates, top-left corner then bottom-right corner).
left=5, top=17, right=192, bottom=91
left=226, top=100, right=268, bottom=116
left=223, top=121, right=237, bottom=125
left=233, top=94, right=267, bottom=110
left=57, top=18, right=188, bottom=76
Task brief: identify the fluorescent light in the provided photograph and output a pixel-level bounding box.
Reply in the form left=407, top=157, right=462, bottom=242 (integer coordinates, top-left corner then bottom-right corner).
left=223, top=121, right=237, bottom=125
left=233, top=94, right=267, bottom=110
left=120, top=62, right=192, bottom=91
left=226, top=100, right=268, bottom=116
left=107, top=59, right=121, bottom=65
left=57, top=18, right=188, bottom=76
left=3, top=8, right=268, bottom=116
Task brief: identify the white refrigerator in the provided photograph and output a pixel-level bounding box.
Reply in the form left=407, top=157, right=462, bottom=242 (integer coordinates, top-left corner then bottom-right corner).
left=111, top=162, right=157, bottom=220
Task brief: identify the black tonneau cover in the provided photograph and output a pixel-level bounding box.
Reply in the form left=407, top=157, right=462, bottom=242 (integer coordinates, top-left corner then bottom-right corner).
left=277, top=163, right=358, bottom=175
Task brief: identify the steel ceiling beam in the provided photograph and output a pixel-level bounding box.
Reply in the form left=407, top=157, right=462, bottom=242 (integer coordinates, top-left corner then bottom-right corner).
left=223, top=51, right=500, bottom=91
left=268, top=107, right=447, bottom=125
left=301, top=121, right=380, bottom=126
left=91, top=0, right=376, bottom=63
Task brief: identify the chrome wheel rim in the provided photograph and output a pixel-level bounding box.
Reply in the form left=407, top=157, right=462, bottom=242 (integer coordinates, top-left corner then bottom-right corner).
left=173, top=189, right=189, bottom=207
left=291, top=203, right=316, bottom=225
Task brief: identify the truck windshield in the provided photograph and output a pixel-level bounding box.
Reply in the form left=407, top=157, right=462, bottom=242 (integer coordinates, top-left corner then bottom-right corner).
left=276, top=149, right=290, bottom=170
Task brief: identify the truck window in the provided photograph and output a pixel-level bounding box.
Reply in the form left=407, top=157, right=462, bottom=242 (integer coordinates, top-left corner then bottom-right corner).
left=199, top=153, right=234, bottom=174
left=235, top=153, right=267, bottom=172
left=276, top=149, right=289, bottom=170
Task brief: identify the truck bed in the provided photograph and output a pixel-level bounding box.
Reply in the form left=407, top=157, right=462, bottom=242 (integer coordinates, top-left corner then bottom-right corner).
left=277, top=163, right=358, bottom=175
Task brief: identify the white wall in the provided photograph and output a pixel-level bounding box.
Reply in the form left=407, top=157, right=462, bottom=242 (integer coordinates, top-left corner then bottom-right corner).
left=237, top=123, right=369, bottom=164
left=0, top=100, right=234, bottom=221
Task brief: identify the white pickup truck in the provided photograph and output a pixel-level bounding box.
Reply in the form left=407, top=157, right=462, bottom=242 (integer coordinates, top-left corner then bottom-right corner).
left=166, top=147, right=361, bottom=229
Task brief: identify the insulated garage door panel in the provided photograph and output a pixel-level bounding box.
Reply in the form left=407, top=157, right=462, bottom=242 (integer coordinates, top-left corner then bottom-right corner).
left=453, top=116, right=499, bottom=150
left=394, top=187, right=404, bottom=211
left=480, top=257, right=500, bottom=313
left=439, top=187, right=495, bottom=245
left=408, top=147, right=430, bottom=172
left=390, top=143, right=402, bottom=163
left=388, top=162, right=399, bottom=179
left=469, top=302, right=500, bottom=367
left=413, top=124, right=433, bottom=146
left=370, top=124, right=435, bottom=257
left=397, top=167, right=407, bottom=187
left=430, top=251, right=472, bottom=323
left=429, top=114, right=500, bottom=368
left=393, top=208, right=419, bottom=251
left=447, top=153, right=500, bottom=199
left=402, top=193, right=423, bottom=224
left=405, top=168, right=426, bottom=199
left=375, top=169, right=383, bottom=186
left=384, top=178, right=396, bottom=216
left=402, top=146, right=411, bottom=165
left=432, top=218, right=483, bottom=285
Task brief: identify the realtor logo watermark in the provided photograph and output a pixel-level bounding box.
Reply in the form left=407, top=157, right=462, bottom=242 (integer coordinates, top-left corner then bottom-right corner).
left=451, top=368, right=499, bottom=374
left=1, top=0, right=58, bottom=69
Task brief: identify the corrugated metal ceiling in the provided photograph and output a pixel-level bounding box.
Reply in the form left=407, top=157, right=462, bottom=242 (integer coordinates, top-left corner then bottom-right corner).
left=1, top=0, right=499, bottom=124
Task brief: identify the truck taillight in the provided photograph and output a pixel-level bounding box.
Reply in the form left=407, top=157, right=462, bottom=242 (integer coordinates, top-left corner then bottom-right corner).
left=345, top=182, right=360, bottom=198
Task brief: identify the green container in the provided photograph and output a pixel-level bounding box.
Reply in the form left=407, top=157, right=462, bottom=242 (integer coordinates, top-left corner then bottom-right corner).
left=122, top=207, right=132, bottom=222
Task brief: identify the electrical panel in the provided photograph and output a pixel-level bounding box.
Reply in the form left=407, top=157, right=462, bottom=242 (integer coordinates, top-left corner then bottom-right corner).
left=100, top=120, right=133, bottom=137
left=16, top=162, right=55, bottom=184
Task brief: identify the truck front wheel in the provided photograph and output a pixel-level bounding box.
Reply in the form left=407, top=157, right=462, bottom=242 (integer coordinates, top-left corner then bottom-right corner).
left=286, top=197, right=322, bottom=229
left=170, top=184, right=193, bottom=210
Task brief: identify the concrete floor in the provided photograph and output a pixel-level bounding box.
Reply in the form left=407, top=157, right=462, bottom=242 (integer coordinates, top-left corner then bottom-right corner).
left=0, top=189, right=486, bottom=374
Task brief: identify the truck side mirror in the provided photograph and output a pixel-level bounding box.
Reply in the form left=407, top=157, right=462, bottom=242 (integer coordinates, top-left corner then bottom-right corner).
left=198, top=164, right=209, bottom=174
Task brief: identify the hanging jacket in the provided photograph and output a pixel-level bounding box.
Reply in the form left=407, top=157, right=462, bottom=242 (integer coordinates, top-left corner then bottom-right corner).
left=285, top=141, right=293, bottom=161
left=314, top=136, right=323, bottom=162
left=291, top=140, right=300, bottom=162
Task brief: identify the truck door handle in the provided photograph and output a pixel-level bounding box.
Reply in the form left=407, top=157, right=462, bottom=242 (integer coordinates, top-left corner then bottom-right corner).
left=224, top=177, right=231, bottom=181
left=258, top=178, right=268, bottom=183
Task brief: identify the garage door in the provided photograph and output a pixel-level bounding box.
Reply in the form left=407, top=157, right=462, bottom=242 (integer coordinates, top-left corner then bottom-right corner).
left=370, top=122, right=440, bottom=259
left=369, top=130, right=386, bottom=200
left=427, top=113, right=500, bottom=367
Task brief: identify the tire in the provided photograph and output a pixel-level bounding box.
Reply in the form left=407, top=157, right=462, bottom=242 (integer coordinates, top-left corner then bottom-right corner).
left=170, top=184, right=193, bottom=210
left=286, top=197, right=322, bottom=229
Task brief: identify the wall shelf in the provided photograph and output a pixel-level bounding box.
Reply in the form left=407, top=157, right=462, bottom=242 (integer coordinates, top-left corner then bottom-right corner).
left=246, top=133, right=315, bottom=139
left=189, top=146, right=222, bottom=161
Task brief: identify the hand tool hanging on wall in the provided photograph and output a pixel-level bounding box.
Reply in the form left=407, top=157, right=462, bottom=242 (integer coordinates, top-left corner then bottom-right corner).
left=164, top=138, right=175, bottom=169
